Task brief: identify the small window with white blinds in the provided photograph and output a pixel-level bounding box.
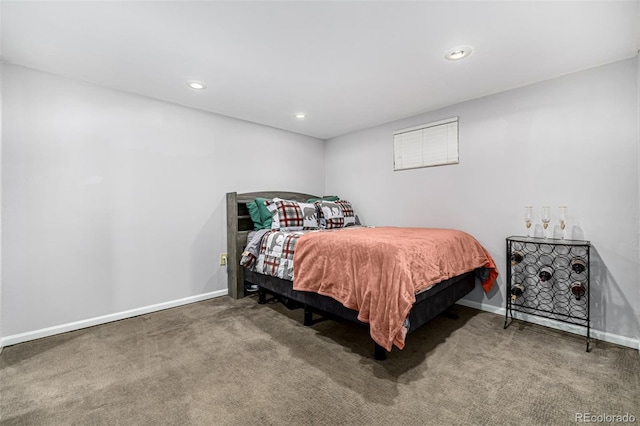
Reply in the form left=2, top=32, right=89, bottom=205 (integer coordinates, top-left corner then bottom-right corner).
left=393, top=117, right=459, bottom=171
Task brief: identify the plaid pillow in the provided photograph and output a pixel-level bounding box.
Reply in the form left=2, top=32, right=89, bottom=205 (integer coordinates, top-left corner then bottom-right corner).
left=265, top=199, right=280, bottom=229
left=335, top=200, right=356, bottom=226
left=267, top=199, right=319, bottom=231
left=316, top=199, right=357, bottom=229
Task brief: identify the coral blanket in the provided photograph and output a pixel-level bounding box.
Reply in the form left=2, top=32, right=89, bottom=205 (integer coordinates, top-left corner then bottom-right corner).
left=292, top=227, right=497, bottom=351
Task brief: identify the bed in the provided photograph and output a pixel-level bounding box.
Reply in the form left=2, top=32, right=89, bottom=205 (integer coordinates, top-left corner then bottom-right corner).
left=226, top=191, right=497, bottom=360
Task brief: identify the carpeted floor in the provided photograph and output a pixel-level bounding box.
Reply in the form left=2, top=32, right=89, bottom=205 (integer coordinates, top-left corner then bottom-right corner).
left=1, top=295, right=638, bottom=425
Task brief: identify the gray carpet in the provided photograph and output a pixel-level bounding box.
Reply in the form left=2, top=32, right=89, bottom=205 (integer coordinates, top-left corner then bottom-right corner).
left=1, top=296, right=638, bottom=425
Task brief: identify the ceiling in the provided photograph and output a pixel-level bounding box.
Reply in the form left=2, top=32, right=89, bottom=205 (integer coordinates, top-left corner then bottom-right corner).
left=1, top=1, right=639, bottom=140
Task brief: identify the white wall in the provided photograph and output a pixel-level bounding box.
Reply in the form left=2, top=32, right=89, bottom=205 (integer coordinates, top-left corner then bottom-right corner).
left=325, top=58, right=640, bottom=345
left=0, top=59, right=3, bottom=351
left=1, top=64, right=324, bottom=341
left=0, top=5, right=4, bottom=352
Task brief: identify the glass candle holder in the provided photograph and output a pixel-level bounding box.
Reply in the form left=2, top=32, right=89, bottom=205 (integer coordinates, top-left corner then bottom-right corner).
left=524, top=206, right=533, bottom=238
left=559, top=206, right=567, bottom=239
left=541, top=206, right=550, bottom=239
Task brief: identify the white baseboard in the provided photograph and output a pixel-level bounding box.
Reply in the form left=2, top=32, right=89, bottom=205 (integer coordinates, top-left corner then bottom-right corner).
left=2, top=291, right=636, bottom=353
left=456, top=299, right=640, bottom=350
left=1, top=289, right=228, bottom=348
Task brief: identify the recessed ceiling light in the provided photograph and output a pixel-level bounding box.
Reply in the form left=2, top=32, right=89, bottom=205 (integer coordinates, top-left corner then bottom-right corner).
left=444, top=46, right=472, bottom=61
left=294, top=113, right=307, bottom=119
left=187, top=81, right=207, bottom=90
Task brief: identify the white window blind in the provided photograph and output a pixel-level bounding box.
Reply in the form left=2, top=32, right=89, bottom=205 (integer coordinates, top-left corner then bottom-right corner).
left=393, top=117, right=459, bottom=171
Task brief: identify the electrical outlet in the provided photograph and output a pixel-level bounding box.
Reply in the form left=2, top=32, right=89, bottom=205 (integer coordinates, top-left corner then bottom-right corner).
left=220, top=253, right=228, bottom=266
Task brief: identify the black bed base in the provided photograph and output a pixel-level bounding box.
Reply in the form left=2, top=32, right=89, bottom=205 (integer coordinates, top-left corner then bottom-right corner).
left=245, top=269, right=476, bottom=360
left=257, top=285, right=390, bottom=360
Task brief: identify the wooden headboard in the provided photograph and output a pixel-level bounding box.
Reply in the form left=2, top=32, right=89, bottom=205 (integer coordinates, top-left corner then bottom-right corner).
left=226, top=191, right=319, bottom=299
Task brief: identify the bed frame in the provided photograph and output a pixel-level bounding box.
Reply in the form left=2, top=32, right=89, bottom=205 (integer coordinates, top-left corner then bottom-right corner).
left=226, top=191, right=319, bottom=299
left=226, top=191, right=476, bottom=360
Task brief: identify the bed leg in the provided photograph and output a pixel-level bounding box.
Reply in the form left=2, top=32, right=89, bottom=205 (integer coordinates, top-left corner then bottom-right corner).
left=374, top=343, right=387, bottom=361
left=258, top=287, right=266, bottom=304
left=303, top=305, right=313, bottom=326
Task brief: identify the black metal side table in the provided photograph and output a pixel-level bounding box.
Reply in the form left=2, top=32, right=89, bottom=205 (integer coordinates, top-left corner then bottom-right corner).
left=504, top=236, right=591, bottom=351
